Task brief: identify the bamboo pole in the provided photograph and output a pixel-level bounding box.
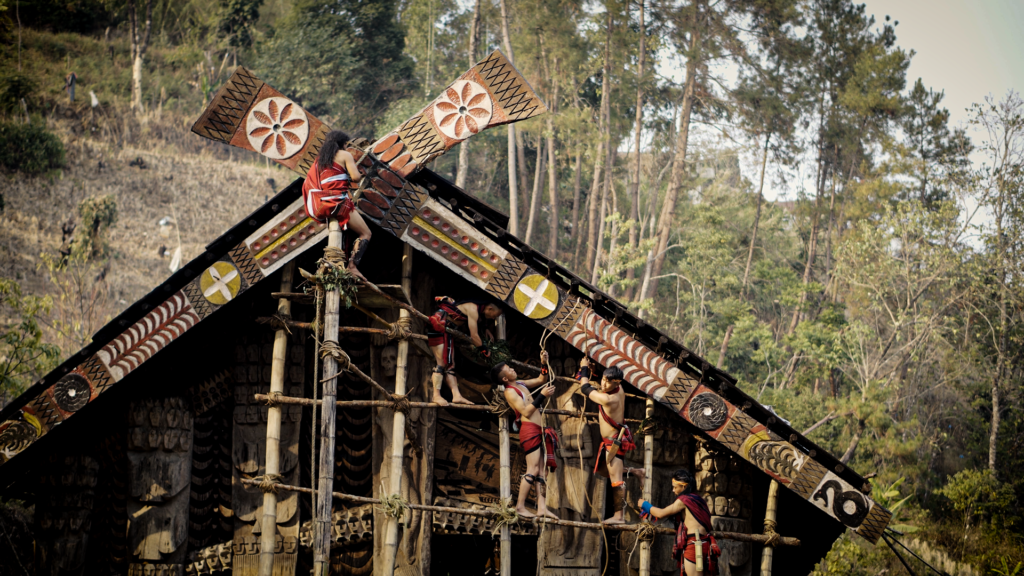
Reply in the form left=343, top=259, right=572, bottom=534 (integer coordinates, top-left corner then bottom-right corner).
left=257, top=263, right=295, bottom=576
left=381, top=245, right=415, bottom=576
left=313, top=220, right=344, bottom=576
left=255, top=318, right=429, bottom=340
left=239, top=479, right=800, bottom=545
left=496, top=315, right=512, bottom=576
left=759, top=480, right=781, bottom=576
left=639, top=397, right=655, bottom=576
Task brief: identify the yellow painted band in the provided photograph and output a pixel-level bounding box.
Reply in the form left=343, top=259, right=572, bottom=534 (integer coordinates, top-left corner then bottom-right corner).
left=411, top=216, right=497, bottom=272
left=254, top=217, right=316, bottom=261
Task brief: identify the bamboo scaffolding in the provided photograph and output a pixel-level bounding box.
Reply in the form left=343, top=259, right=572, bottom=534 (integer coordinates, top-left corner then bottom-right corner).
left=238, top=479, right=800, bottom=546
left=381, top=245, right=414, bottom=576
left=255, top=318, right=429, bottom=340
left=760, top=479, right=781, bottom=576
left=252, top=394, right=641, bottom=423
left=313, top=220, right=344, bottom=576
left=257, top=263, right=294, bottom=576
left=639, top=397, right=655, bottom=576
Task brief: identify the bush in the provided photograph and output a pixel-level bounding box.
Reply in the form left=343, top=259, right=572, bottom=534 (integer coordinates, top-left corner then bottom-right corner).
left=0, top=72, right=35, bottom=113
left=0, top=122, right=65, bottom=175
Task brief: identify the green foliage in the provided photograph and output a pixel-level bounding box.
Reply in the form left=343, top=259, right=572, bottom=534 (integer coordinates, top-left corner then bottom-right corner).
left=220, top=0, right=264, bottom=48
left=73, top=195, right=118, bottom=260
left=992, top=557, right=1023, bottom=576
left=306, top=262, right=359, bottom=309
left=810, top=533, right=889, bottom=576
left=0, top=121, right=64, bottom=175
left=0, top=72, right=35, bottom=113
left=935, top=469, right=1017, bottom=533
left=0, top=278, right=60, bottom=398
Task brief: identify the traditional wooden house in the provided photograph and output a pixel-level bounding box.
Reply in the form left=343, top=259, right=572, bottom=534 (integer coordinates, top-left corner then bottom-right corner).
left=0, top=53, right=890, bottom=576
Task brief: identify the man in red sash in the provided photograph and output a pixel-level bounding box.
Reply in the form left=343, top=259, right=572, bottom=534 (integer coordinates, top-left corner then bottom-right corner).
left=490, top=351, right=559, bottom=519
left=301, top=130, right=372, bottom=280
left=638, top=470, right=721, bottom=576
left=578, top=357, right=645, bottom=524
left=427, top=297, right=502, bottom=406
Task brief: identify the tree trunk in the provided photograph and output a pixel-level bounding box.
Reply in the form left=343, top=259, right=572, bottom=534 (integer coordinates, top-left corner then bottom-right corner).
left=516, top=128, right=530, bottom=232
left=625, top=0, right=646, bottom=303
left=839, top=419, right=865, bottom=464
left=128, top=0, right=153, bottom=114
left=592, top=146, right=615, bottom=285
left=586, top=139, right=605, bottom=272
left=546, top=56, right=560, bottom=257
left=498, top=0, right=519, bottom=236
left=525, top=136, right=546, bottom=244
left=645, top=1, right=701, bottom=300
left=455, top=0, right=482, bottom=188
left=571, top=149, right=583, bottom=268
left=741, top=134, right=770, bottom=299
left=717, top=325, right=733, bottom=370
left=588, top=2, right=614, bottom=273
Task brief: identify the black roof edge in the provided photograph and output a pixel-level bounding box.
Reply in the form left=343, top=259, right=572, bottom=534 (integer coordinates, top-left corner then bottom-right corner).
left=460, top=209, right=870, bottom=492
left=0, top=180, right=304, bottom=425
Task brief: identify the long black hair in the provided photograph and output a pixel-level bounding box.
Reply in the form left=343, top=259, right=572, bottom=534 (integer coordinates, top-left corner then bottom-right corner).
left=316, top=130, right=351, bottom=171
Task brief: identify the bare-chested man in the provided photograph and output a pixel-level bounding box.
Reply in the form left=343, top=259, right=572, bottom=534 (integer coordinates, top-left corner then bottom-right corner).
left=490, top=351, right=559, bottom=520
left=638, top=470, right=721, bottom=576
left=578, top=357, right=646, bottom=523
left=427, top=296, right=502, bottom=406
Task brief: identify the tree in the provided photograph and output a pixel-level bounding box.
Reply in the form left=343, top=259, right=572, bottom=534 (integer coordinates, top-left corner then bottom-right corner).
left=128, top=0, right=153, bottom=113
left=498, top=0, right=520, bottom=236
left=0, top=278, right=59, bottom=402
left=219, top=0, right=264, bottom=50
left=455, top=0, right=482, bottom=189
left=899, top=78, right=971, bottom=206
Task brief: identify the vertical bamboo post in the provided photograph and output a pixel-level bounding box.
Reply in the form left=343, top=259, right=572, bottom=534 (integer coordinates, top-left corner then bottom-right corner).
left=381, top=244, right=414, bottom=575
left=759, top=480, right=780, bottom=576
left=496, top=315, right=511, bottom=576
left=313, top=221, right=344, bottom=576
left=258, top=263, right=295, bottom=576
left=639, top=397, right=655, bottom=576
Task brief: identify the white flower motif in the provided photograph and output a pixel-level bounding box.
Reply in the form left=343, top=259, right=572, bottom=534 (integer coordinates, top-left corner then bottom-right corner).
left=246, top=97, right=310, bottom=160
left=432, top=80, right=493, bottom=140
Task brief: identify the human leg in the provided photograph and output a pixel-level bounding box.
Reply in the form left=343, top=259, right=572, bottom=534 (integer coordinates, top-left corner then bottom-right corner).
left=602, top=455, right=626, bottom=524
left=429, top=345, right=450, bottom=407
left=535, top=468, right=558, bottom=520
left=516, top=450, right=542, bottom=518
left=446, top=370, right=474, bottom=405
left=345, top=210, right=371, bottom=280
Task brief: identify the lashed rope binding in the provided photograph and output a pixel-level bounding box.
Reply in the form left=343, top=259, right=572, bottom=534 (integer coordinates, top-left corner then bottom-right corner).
left=263, top=391, right=283, bottom=407
left=256, top=314, right=293, bottom=334
left=386, top=316, right=412, bottom=341
left=319, top=341, right=352, bottom=372
left=256, top=473, right=284, bottom=494
left=763, top=518, right=780, bottom=547
left=491, top=497, right=520, bottom=534
left=379, top=492, right=409, bottom=522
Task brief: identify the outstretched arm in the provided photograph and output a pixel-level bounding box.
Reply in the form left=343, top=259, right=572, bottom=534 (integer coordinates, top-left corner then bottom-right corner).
left=578, top=358, right=615, bottom=406
left=520, top=351, right=552, bottom=388
left=639, top=498, right=686, bottom=520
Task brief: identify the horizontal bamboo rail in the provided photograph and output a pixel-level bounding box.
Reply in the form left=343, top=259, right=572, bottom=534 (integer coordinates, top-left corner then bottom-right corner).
left=255, top=317, right=429, bottom=340
left=239, top=479, right=799, bottom=546
left=253, top=393, right=642, bottom=423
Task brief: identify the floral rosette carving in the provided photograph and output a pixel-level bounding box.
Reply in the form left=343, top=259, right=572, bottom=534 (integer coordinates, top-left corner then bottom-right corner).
left=246, top=97, right=310, bottom=160
left=432, top=80, right=493, bottom=140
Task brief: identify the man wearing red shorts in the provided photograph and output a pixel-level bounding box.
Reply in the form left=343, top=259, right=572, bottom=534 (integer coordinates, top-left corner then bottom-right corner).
left=426, top=297, right=502, bottom=406
left=490, top=351, right=559, bottom=520
left=301, top=130, right=372, bottom=280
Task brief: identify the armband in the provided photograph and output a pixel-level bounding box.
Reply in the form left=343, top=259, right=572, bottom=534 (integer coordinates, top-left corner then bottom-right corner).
left=532, top=394, right=546, bottom=409
left=641, top=501, right=652, bottom=516
left=577, top=366, right=591, bottom=379
left=580, top=383, right=597, bottom=397
left=540, top=367, right=549, bottom=376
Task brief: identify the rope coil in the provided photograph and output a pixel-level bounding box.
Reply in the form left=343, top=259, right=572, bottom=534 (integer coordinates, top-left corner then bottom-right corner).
left=491, top=497, right=520, bottom=534
left=488, top=387, right=513, bottom=418
left=634, top=521, right=656, bottom=542
left=385, top=317, right=412, bottom=341
left=319, top=341, right=352, bottom=372
left=256, top=474, right=283, bottom=495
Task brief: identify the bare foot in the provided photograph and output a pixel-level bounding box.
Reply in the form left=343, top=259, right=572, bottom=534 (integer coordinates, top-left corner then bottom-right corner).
left=347, top=265, right=367, bottom=282
left=602, top=515, right=625, bottom=525
left=516, top=508, right=536, bottom=519
left=431, top=392, right=450, bottom=407
left=451, top=396, right=476, bottom=405
left=538, top=508, right=559, bottom=520
left=630, top=468, right=647, bottom=486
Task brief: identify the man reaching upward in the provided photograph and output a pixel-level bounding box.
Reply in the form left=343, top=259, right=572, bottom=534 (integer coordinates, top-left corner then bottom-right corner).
left=578, top=357, right=645, bottom=524
left=490, top=350, right=558, bottom=520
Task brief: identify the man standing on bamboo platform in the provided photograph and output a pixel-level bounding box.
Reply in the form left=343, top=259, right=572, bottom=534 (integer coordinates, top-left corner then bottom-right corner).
left=427, top=296, right=502, bottom=406
left=578, top=357, right=645, bottom=524
left=490, top=351, right=559, bottom=520
left=638, top=470, right=721, bottom=576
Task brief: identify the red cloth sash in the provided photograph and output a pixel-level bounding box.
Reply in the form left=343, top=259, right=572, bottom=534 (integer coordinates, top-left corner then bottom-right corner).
left=673, top=493, right=719, bottom=575
left=519, top=420, right=558, bottom=470
left=302, top=161, right=354, bottom=224
left=677, top=533, right=720, bottom=575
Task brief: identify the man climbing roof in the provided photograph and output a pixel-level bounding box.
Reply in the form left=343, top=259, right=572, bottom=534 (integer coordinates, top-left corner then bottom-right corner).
left=427, top=296, right=502, bottom=406
left=578, top=357, right=645, bottom=524
left=490, top=350, right=559, bottom=520
left=301, top=130, right=372, bottom=280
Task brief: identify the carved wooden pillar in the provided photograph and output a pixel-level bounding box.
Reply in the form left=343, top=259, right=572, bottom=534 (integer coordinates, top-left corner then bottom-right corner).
left=232, top=337, right=304, bottom=576
left=126, top=397, right=193, bottom=576
left=694, top=439, right=754, bottom=576
left=35, top=453, right=99, bottom=576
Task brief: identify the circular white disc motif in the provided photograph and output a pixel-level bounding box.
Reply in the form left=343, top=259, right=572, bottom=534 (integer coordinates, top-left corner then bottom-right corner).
left=246, top=97, right=310, bottom=160
left=432, top=80, right=494, bottom=140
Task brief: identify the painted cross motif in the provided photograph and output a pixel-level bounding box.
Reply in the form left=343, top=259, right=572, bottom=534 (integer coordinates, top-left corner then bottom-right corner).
left=514, top=274, right=559, bottom=319
left=200, top=262, right=241, bottom=305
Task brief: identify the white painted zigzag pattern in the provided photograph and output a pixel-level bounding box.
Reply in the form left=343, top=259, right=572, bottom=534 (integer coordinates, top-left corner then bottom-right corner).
left=97, top=292, right=200, bottom=381
left=566, top=309, right=679, bottom=401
